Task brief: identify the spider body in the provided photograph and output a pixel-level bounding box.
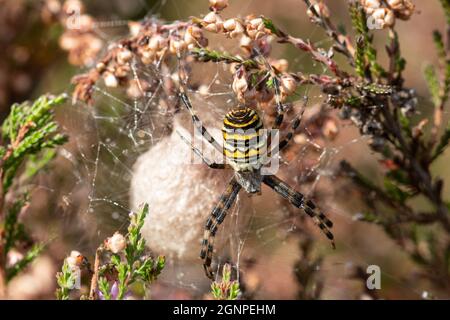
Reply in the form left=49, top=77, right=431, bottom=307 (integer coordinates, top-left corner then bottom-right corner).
left=178, top=87, right=335, bottom=280
left=222, top=107, right=266, bottom=193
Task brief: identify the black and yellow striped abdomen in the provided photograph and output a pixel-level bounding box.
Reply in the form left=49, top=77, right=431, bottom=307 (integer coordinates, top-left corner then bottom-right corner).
left=222, top=107, right=267, bottom=171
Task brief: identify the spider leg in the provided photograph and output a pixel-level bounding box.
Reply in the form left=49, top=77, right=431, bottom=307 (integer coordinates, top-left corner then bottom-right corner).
left=176, top=131, right=226, bottom=169
left=179, top=87, right=223, bottom=153
left=253, top=48, right=284, bottom=130
left=271, top=77, right=285, bottom=130
left=274, top=108, right=305, bottom=153
left=262, top=175, right=335, bottom=248
left=201, top=177, right=242, bottom=280
left=266, top=98, right=307, bottom=164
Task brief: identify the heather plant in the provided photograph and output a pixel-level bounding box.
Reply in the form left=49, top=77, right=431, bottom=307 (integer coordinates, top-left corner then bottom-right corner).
left=0, top=0, right=449, bottom=300
left=56, top=203, right=165, bottom=300
left=62, top=0, right=450, bottom=298
left=211, top=264, right=240, bottom=300
left=0, top=94, right=68, bottom=298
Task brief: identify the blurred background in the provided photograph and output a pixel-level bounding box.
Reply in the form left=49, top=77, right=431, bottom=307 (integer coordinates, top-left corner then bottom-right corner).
left=2, top=0, right=449, bottom=299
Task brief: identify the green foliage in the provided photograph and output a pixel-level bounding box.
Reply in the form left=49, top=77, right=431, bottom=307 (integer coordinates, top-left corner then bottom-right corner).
left=211, top=264, right=240, bottom=300
left=439, top=0, right=450, bottom=25
left=98, top=277, right=112, bottom=300
left=4, top=195, right=29, bottom=255
left=55, top=203, right=165, bottom=300
left=383, top=177, right=410, bottom=204
left=0, top=94, right=68, bottom=291
left=391, top=31, right=406, bottom=75
left=22, top=149, right=57, bottom=181
left=1, top=94, right=68, bottom=192
left=349, top=2, right=385, bottom=78
left=6, top=243, right=45, bottom=281
left=425, top=65, right=442, bottom=107
left=55, top=260, right=77, bottom=300
left=111, top=203, right=165, bottom=299
left=191, top=47, right=258, bottom=69
left=261, top=17, right=281, bottom=36
left=433, top=124, right=450, bottom=160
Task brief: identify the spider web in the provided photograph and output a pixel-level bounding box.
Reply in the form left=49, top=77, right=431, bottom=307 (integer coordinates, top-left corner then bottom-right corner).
left=52, top=0, right=433, bottom=300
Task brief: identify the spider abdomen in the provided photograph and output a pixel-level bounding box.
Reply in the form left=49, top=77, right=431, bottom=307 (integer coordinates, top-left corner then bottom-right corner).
left=222, top=107, right=267, bottom=171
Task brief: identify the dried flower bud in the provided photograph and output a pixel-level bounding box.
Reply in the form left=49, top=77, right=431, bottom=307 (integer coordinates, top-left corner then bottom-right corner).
left=114, top=65, right=130, bottom=78
left=294, top=133, right=308, bottom=145
left=307, top=1, right=330, bottom=19
left=203, top=12, right=223, bottom=33
left=117, top=48, right=133, bottom=64
left=198, top=84, right=210, bottom=96
left=279, top=74, right=297, bottom=99
left=360, top=0, right=381, bottom=15
left=148, top=35, right=164, bottom=51
left=209, top=0, right=229, bottom=12
left=246, top=17, right=267, bottom=40
left=169, top=39, right=187, bottom=54
left=128, top=21, right=142, bottom=37
left=103, top=72, right=118, bottom=87
left=223, top=18, right=245, bottom=38
left=184, top=26, right=200, bottom=45
left=6, top=249, right=24, bottom=268
left=271, top=59, right=289, bottom=72
left=139, top=48, right=156, bottom=65
left=63, top=0, right=84, bottom=15
left=105, top=232, right=127, bottom=254
left=322, top=118, right=339, bottom=140
left=369, top=8, right=395, bottom=29
left=387, top=0, right=415, bottom=20
left=239, top=35, right=253, bottom=54
left=232, top=71, right=249, bottom=101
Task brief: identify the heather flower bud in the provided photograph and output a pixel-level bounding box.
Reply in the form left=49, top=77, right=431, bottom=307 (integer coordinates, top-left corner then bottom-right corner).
left=232, top=75, right=248, bottom=95
left=6, top=249, right=24, bottom=268
left=203, top=12, right=223, bottom=33
left=140, top=49, right=155, bottom=65
left=279, top=74, right=297, bottom=99
left=103, top=72, right=118, bottom=87
left=271, top=59, right=289, bottom=72
left=246, top=17, right=267, bottom=40
left=114, top=65, right=130, bottom=78
left=387, top=0, right=415, bottom=20
left=117, top=49, right=133, bottom=64
left=322, top=118, right=339, bottom=140
left=239, top=35, right=253, bottom=54
left=184, top=26, right=201, bottom=45
left=128, top=21, right=142, bottom=37
left=148, top=35, right=164, bottom=51
left=360, top=0, right=381, bottom=15
left=209, top=0, right=229, bottom=12
left=223, top=18, right=244, bottom=38
left=105, top=232, right=126, bottom=254
left=169, top=39, right=186, bottom=54
left=307, top=1, right=330, bottom=19
left=371, top=8, right=395, bottom=28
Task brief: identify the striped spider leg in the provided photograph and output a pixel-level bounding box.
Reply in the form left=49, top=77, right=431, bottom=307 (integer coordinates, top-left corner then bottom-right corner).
left=262, top=175, right=335, bottom=248
left=177, top=130, right=241, bottom=279
left=176, top=132, right=226, bottom=169
left=179, top=87, right=223, bottom=153
left=200, top=178, right=241, bottom=279
left=269, top=98, right=306, bottom=157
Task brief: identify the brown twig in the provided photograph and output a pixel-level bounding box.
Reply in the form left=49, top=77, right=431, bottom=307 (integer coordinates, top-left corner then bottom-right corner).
left=89, top=247, right=102, bottom=300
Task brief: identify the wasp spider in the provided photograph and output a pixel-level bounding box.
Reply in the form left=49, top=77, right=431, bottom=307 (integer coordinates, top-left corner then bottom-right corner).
left=178, top=85, right=335, bottom=280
